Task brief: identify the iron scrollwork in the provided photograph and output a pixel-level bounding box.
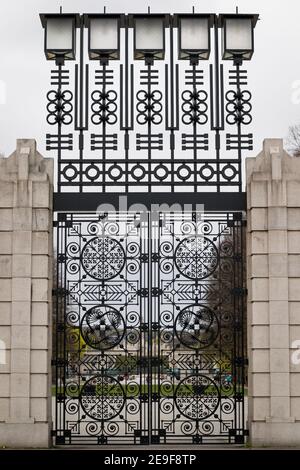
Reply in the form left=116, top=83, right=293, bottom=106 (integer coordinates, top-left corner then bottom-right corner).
left=54, top=212, right=247, bottom=445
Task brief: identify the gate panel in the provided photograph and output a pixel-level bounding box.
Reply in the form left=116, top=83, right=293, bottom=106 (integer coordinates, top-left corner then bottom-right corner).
left=54, top=212, right=150, bottom=444
left=151, top=212, right=246, bottom=444
left=53, top=211, right=246, bottom=445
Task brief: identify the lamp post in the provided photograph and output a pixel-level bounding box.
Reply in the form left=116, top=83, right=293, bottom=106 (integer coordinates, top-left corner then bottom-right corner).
left=40, top=13, right=80, bottom=191
left=174, top=14, right=214, bottom=190
left=83, top=14, right=123, bottom=187
left=130, top=14, right=169, bottom=191
left=218, top=14, right=258, bottom=190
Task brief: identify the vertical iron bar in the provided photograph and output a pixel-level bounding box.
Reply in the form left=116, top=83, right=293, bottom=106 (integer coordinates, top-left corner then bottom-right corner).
left=54, top=221, right=59, bottom=441
left=236, top=63, right=243, bottom=192
left=147, top=63, right=152, bottom=192
left=102, top=62, right=107, bottom=193
left=192, top=63, right=197, bottom=193
left=232, top=216, right=238, bottom=440
left=138, top=213, right=143, bottom=442
left=62, top=217, right=67, bottom=438
left=85, top=64, right=89, bottom=130
left=169, top=23, right=175, bottom=192
left=125, top=25, right=129, bottom=192
left=57, top=64, right=62, bottom=193
left=214, top=23, right=221, bottom=193
left=79, top=21, right=84, bottom=193
left=240, top=218, right=246, bottom=437
left=148, top=211, right=152, bottom=442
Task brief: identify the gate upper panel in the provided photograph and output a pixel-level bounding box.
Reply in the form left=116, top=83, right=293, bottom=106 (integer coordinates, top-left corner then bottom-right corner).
left=45, top=20, right=253, bottom=194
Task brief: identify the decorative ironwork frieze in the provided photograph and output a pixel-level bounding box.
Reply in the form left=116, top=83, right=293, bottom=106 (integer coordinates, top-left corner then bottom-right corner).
left=45, top=19, right=254, bottom=194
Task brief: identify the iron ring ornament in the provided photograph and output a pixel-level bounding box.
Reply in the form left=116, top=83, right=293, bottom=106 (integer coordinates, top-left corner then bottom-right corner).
left=175, top=375, right=220, bottom=420
left=181, top=90, right=208, bottom=125
left=62, top=163, right=78, bottom=182
left=79, top=375, right=125, bottom=421
left=80, top=305, right=125, bottom=350
left=81, top=236, right=125, bottom=280
left=175, top=304, right=219, bottom=349
left=46, top=90, right=73, bottom=125
left=91, top=90, right=118, bottom=125
left=175, top=236, right=219, bottom=280
left=136, top=90, right=163, bottom=125
left=226, top=90, right=252, bottom=125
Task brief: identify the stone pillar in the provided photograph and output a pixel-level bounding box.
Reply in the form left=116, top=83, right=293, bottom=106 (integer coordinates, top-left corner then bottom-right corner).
left=247, top=139, right=300, bottom=446
left=0, top=140, right=53, bottom=447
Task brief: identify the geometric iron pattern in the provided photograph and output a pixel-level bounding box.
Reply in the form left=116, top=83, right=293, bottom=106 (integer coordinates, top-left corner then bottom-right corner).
left=53, top=211, right=247, bottom=445
left=46, top=24, right=253, bottom=193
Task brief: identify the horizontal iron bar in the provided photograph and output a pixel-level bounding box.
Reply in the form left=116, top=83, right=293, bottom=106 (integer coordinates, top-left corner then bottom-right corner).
left=53, top=192, right=246, bottom=212
left=56, top=181, right=240, bottom=186
left=57, top=159, right=241, bottom=164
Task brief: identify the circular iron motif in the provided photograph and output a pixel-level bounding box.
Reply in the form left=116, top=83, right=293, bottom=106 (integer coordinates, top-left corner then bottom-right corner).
left=175, top=304, right=219, bottom=349
left=175, top=236, right=218, bottom=279
left=175, top=375, right=220, bottom=420
left=80, top=305, right=125, bottom=350
left=80, top=375, right=125, bottom=421
left=81, top=236, right=125, bottom=280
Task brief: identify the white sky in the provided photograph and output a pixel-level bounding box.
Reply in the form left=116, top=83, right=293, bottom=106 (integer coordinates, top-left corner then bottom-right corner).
left=0, top=0, right=299, bottom=158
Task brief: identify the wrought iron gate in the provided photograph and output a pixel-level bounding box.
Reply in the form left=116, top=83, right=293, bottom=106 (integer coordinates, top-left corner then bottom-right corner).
left=53, top=210, right=247, bottom=445
left=42, top=10, right=257, bottom=445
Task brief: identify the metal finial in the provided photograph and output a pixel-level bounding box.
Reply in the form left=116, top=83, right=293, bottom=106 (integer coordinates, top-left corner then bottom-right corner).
left=193, top=6, right=195, bottom=14
left=148, top=6, right=150, bottom=14
left=236, top=6, right=239, bottom=14
left=60, top=6, right=62, bottom=14
left=104, top=6, right=106, bottom=14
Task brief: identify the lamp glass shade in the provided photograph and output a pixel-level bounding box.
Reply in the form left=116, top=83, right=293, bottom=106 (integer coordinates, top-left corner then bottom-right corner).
left=226, top=18, right=252, bottom=51
left=135, top=17, right=164, bottom=52
left=90, top=18, right=119, bottom=51
left=46, top=17, right=73, bottom=52
left=179, top=16, right=211, bottom=60
left=181, top=17, right=209, bottom=51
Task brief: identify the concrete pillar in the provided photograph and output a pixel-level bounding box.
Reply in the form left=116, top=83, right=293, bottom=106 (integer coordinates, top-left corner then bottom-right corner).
left=247, top=139, right=300, bottom=445
left=0, top=140, right=53, bottom=447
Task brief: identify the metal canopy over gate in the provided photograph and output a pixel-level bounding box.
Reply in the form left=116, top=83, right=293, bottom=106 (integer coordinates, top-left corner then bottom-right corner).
left=41, top=10, right=257, bottom=445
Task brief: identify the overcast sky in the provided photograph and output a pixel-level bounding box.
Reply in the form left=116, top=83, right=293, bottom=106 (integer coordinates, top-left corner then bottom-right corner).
left=0, top=0, right=299, bottom=158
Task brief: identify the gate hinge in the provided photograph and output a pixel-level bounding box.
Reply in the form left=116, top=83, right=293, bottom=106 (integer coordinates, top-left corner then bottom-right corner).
left=52, top=288, right=69, bottom=297
left=232, top=287, right=248, bottom=296
left=234, top=357, right=249, bottom=367
left=51, top=358, right=68, bottom=367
